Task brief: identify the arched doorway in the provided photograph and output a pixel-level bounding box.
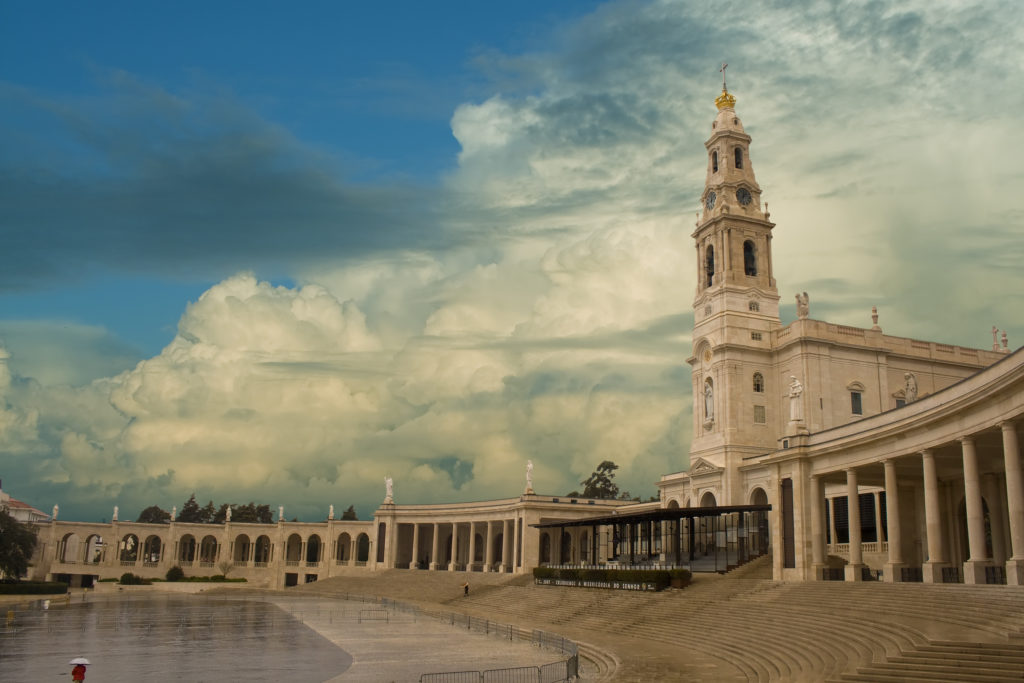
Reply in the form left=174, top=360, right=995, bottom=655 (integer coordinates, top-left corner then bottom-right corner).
left=336, top=533, right=351, bottom=563
left=700, top=491, right=717, bottom=507
left=355, top=533, right=370, bottom=564
left=233, top=534, right=251, bottom=564
left=306, top=535, right=322, bottom=564
left=254, top=535, right=272, bottom=565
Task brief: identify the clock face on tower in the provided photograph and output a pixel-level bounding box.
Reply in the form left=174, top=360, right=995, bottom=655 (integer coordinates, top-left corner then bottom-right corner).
left=705, top=191, right=717, bottom=210
left=736, top=187, right=752, bottom=206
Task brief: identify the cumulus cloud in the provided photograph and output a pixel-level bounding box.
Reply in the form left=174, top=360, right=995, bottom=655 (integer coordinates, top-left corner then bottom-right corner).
left=3, top=0, right=1022, bottom=519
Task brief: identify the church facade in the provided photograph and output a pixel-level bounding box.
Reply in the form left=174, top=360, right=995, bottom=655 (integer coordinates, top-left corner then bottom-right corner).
left=658, top=84, right=1023, bottom=585
left=28, top=86, right=1024, bottom=589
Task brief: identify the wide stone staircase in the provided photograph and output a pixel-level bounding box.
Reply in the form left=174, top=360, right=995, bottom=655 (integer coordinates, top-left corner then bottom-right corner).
left=292, top=561, right=1024, bottom=681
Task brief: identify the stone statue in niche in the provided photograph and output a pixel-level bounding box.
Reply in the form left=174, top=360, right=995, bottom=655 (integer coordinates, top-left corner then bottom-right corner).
left=795, top=292, right=810, bottom=319
left=704, top=381, right=714, bottom=422
left=904, top=373, right=918, bottom=403
left=789, top=376, right=804, bottom=422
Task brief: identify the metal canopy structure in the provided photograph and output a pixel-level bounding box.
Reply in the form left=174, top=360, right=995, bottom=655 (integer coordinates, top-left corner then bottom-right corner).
left=532, top=504, right=772, bottom=573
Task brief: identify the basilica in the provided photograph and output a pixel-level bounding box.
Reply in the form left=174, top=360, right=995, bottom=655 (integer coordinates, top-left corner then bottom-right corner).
left=30, top=85, right=1024, bottom=589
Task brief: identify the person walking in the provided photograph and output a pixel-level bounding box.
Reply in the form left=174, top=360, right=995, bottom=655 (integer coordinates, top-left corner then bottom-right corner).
left=462, top=581, right=469, bottom=597
left=69, top=657, right=90, bottom=681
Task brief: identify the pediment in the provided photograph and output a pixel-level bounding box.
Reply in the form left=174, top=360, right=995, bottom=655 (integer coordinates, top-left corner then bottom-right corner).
left=689, top=457, right=723, bottom=476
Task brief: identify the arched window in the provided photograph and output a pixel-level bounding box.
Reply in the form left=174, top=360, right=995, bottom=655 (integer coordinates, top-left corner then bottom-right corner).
left=748, top=301, right=760, bottom=312
left=705, top=245, right=715, bottom=287
left=753, top=372, right=764, bottom=393
left=712, top=151, right=718, bottom=173
left=744, top=240, right=757, bottom=276
left=734, top=147, right=743, bottom=169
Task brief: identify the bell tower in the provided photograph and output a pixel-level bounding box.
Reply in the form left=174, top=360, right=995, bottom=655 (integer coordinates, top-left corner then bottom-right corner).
left=688, top=70, right=781, bottom=498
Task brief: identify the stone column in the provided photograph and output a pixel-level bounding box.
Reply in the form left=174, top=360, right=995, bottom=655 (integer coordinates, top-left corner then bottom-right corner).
left=883, top=459, right=904, bottom=582
left=921, top=449, right=948, bottom=583
left=467, top=522, right=477, bottom=572
left=410, top=523, right=420, bottom=570
left=500, top=519, right=512, bottom=572
left=983, top=474, right=1007, bottom=564
left=962, top=436, right=990, bottom=584
left=1002, top=422, right=1024, bottom=585
left=844, top=469, right=864, bottom=581
left=513, top=517, right=522, bottom=572
left=484, top=521, right=494, bottom=572
left=827, top=497, right=838, bottom=552
left=449, top=523, right=459, bottom=571
left=810, top=475, right=825, bottom=579
left=430, top=523, right=441, bottom=571
left=874, top=492, right=885, bottom=544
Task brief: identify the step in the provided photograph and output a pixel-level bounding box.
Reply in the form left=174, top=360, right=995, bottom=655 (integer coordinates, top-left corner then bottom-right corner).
left=856, top=663, right=1024, bottom=682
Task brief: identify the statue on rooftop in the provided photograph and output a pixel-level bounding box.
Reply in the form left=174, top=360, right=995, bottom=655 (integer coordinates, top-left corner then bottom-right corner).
left=384, top=476, right=394, bottom=503
left=526, top=460, right=534, bottom=493
left=795, top=292, right=810, bottom=319
left=904, top=373, right=918, bottom=403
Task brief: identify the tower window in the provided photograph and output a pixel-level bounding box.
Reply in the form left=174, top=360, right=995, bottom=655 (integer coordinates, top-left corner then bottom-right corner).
left=751, top=332, right=762, bottom=341
left=754, top=405, right=766, bottom=424
left=851, top=391, right=863, bottom=415
left=734, top=147, right=743, bottom=169
left=705, top=245, right=715, bottom=288
left=744, top=240, right=757, bottom=276
left=753, top=373, right=764, bottom=393
left=712, top=151, right=718, bottom=173
left=748, top=301, right=760, bottom=312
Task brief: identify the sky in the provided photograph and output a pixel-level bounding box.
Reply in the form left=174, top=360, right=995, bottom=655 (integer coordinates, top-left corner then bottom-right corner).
left=1, top=0, right=1022, bottom=522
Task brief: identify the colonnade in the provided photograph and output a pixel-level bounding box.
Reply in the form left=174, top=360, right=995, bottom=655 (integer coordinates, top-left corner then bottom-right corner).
left=809, top=421, right=1024, bottom=585
left=381, top=517, right=522, bottom=572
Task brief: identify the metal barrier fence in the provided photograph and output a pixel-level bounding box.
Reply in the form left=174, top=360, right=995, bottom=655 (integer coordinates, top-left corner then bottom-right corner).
left=420, top=659, right=578, bottom=683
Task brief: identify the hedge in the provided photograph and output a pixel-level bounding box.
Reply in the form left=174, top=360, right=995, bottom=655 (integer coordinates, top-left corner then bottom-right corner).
left=533, top=566, right=691, bottom=590
left=0, top=581, right=69, bottom=595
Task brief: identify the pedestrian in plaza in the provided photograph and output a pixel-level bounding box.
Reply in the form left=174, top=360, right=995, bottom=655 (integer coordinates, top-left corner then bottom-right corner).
left=69, top=657, right=89, bottom=681
left=462, top=581, right=469, bottom=596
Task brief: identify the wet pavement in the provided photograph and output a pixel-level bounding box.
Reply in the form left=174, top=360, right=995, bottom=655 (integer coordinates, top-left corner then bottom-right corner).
left=1, top=593, right=567, bottom=682
left=1, top=593, right=351, bottom=682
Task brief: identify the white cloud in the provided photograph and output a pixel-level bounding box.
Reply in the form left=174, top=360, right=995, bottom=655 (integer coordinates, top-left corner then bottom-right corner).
left=3, top=0, right=1022, bottom=519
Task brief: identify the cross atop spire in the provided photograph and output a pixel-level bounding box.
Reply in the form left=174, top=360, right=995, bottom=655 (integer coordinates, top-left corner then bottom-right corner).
left=720, top=62, right=728, bottom=92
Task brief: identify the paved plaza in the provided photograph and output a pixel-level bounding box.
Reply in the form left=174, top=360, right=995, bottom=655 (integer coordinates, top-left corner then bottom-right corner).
left=1, top=592, right=571, bottom=682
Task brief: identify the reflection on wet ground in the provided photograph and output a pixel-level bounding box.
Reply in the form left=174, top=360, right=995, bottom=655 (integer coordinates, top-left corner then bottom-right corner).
left=1, top=594, right=352, bottom=682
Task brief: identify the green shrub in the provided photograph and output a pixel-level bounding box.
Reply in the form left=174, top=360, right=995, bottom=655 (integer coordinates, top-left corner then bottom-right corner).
left=118, top=572, right=151, bottom=585
left=532, top=566, right=676, bottom=590
left=165, top=565, right=185, bottom=582
left=0, top=581, right=69, bottom=595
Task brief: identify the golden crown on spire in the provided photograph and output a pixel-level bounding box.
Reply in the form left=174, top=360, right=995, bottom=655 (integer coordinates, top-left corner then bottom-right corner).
left=715, top=88, right=736, bottom=110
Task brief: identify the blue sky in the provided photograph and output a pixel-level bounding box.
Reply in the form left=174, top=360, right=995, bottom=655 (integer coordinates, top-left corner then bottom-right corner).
left=1, top=0, right=1022, bottom=521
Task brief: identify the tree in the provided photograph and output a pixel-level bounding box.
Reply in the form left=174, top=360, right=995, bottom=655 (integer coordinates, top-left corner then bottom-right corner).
left=580, top=460, right=620, bottom=499
left=0, top=509, right=38, bottom=580
left=177, top=494, right=203, bottom=523
left=213, top=503, right=231, bottom=525
left=137, top=505, right=171, bottom=524
left=232, top=502, right=273, bottom=524
left=341, top=505, right=358, bottom=521
left=200, top=500, right=216, bottom=524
